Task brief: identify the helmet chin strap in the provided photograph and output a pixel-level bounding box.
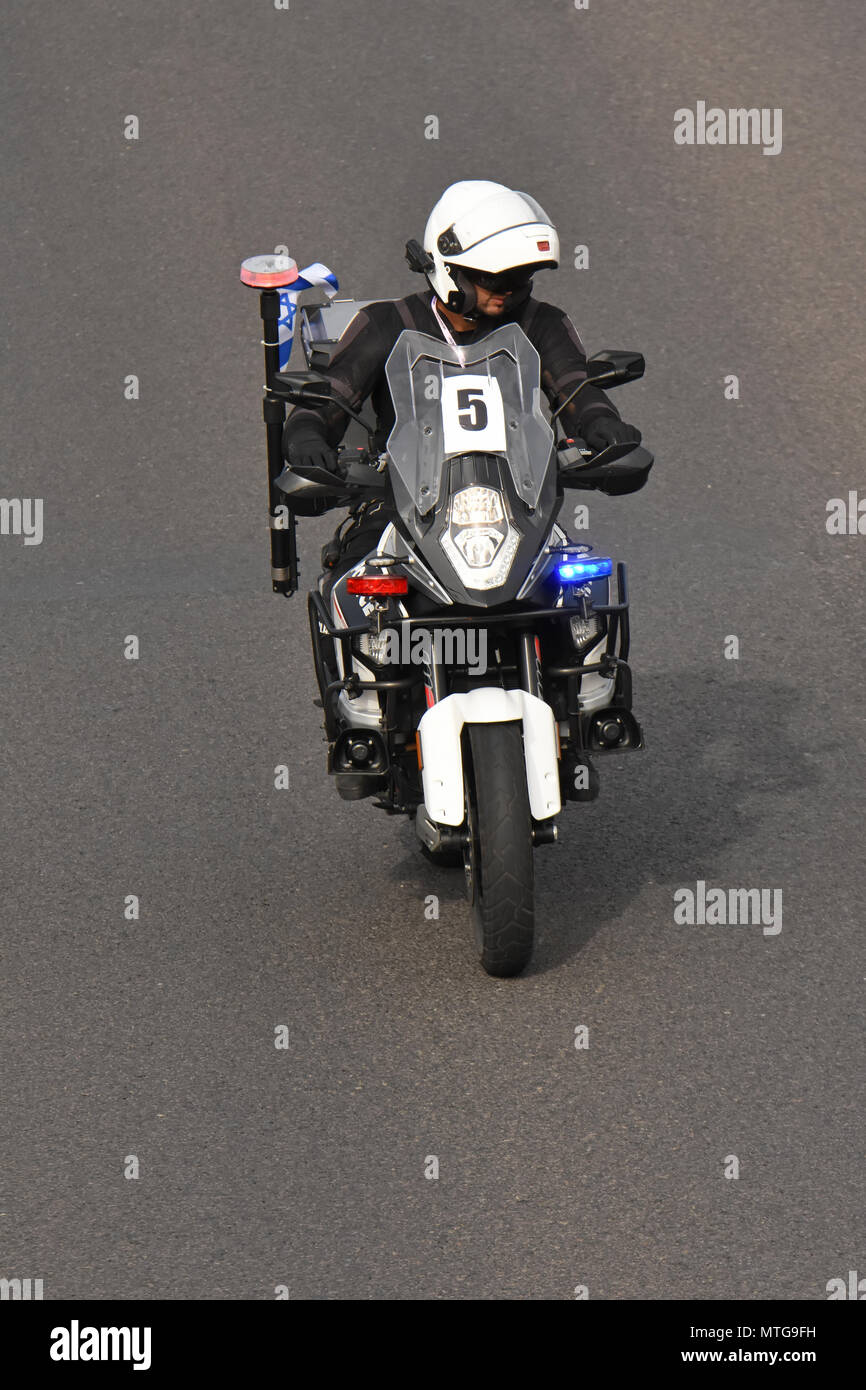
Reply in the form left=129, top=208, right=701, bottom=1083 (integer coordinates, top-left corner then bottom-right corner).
left=426, top=276, right=479, bottom=322
left=449, top=268, right=479, bottom=318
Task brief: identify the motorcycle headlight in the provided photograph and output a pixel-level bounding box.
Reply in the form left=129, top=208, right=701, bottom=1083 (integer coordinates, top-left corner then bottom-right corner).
left=440, top=484, right=521, bottom=590
left=454, top=527, right=501, bottom=568
left=450, top=486, right=504, bottom=526
left=356, top=629, right=396, bottom=665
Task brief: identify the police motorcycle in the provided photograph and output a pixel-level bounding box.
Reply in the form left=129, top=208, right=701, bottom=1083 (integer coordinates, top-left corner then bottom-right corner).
left=242, top=253, right=652, bottom=977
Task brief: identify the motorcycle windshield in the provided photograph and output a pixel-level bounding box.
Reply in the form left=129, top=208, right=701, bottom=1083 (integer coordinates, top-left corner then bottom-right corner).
left=384, top=325, right=554, bottom=518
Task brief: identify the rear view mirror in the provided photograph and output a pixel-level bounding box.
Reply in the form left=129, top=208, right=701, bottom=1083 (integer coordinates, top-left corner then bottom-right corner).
left=272, top=370, right=332, bottom=405
left=272, top=371, right=375, bottom=438
left=586, top=351, right=645, bottom=387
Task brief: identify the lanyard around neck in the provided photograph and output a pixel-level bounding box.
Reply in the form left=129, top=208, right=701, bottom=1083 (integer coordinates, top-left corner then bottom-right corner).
left=430, top=294, right=466, bottom=357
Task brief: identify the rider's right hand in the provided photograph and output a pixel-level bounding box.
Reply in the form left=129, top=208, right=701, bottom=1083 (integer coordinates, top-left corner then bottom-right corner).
left=287, top=421, right=340, bottom=474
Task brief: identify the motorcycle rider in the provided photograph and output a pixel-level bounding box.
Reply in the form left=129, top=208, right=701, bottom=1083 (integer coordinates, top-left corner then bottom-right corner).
left=283, top=181, right=642, bottom=562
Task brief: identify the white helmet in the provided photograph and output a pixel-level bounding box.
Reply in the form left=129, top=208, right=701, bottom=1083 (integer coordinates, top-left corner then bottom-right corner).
left=421, top=180, right=559, bottom=315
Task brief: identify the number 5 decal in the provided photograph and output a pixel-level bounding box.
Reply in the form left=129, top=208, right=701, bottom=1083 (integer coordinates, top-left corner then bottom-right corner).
left=441, top=374, right=507, bottom=455
left=457, top=387, right=488, bottom=431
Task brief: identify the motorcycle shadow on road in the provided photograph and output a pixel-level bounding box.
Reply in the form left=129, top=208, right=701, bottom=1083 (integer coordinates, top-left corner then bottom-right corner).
left=389, top=670, right=815, bottom=976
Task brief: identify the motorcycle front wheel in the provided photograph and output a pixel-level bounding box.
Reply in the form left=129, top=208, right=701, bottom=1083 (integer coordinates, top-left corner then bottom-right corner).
left=463, top=721, right=535, bottom=977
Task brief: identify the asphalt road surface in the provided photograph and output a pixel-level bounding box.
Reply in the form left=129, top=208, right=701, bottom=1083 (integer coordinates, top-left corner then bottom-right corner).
left=2, top=0, right=864, bottom=1300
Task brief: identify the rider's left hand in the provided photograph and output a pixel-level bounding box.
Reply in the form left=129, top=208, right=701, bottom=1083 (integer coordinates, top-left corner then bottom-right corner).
left=582, top=416, right=642, bottom=452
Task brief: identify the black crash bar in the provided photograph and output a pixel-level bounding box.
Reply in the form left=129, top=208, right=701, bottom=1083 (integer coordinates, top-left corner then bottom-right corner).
left=310, top=563, right=632, bottom=700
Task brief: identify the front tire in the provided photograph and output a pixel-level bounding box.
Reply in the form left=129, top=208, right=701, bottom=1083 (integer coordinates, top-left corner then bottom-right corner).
left=463, top=722, right=535, bottom=977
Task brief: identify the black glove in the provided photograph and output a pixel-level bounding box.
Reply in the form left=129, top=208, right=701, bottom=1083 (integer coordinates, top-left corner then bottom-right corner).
left=286, top=420, right=340, bottom=474
left=582, top=415, right=642, bottom=453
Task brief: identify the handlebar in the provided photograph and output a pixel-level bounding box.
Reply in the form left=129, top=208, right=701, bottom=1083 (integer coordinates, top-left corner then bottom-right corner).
left=283, top=444, right=387, bottom=501
left=285, top=437, right=651, bottom=503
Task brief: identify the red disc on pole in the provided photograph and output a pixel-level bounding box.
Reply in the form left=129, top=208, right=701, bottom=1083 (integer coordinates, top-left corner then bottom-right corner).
left=240, top=254, right=299, bottom=288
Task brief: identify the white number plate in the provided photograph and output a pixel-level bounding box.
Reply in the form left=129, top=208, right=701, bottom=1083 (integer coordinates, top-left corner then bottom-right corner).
left=440, top=374, right=507, bottom=455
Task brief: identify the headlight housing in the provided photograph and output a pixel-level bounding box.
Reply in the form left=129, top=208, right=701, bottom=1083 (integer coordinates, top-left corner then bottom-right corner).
left=439, top=483, right=521, bottom=590
left=355, top=629, right=397, bottom=665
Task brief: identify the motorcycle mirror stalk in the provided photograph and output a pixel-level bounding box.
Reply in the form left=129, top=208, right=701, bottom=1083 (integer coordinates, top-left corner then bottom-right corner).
left=550, top=350, right=645, bottom=424
left=271, top=370, right=376, bottom=438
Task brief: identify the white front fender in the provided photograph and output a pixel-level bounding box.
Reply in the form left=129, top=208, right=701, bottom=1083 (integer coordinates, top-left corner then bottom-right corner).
left=417, top=688, right=562, bottom=827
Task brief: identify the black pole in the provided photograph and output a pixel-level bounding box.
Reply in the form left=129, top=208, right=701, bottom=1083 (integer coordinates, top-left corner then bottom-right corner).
left=259, top=288, right=299, bottom=595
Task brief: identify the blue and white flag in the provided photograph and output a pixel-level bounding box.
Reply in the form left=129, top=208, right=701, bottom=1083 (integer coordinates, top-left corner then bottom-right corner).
left=277, top=263, right=339, bottom=369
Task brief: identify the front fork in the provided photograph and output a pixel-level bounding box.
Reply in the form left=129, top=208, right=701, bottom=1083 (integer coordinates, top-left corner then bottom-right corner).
left=517, top=631, right=543, bottom=701
left=422, top=627, right=542, bottom=708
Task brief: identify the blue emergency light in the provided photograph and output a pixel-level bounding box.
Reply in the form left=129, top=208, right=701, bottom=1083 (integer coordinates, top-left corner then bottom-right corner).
left=557, top=557, right=613, bottom=582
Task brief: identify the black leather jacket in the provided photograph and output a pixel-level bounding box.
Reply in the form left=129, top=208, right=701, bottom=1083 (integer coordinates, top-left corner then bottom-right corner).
left=282, top=289, right=621, bottom=457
